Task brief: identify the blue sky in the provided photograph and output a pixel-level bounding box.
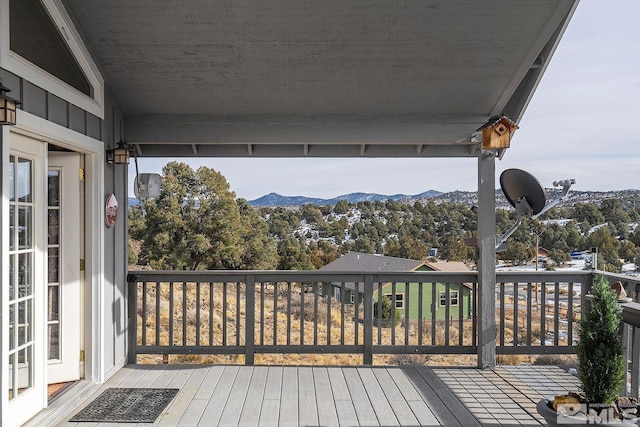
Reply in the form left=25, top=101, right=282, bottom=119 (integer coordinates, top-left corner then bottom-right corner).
left=129, top=1, right=640, bottom=200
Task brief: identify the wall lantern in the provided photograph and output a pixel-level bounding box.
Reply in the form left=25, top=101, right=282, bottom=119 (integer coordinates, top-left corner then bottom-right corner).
left=0, top=79, right=20, bottom=126
left=106, top=140, right=130, bottom=165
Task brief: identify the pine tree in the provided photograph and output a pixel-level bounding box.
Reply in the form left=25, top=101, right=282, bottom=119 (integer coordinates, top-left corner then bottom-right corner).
left=576, top=275, right=625, bottom=404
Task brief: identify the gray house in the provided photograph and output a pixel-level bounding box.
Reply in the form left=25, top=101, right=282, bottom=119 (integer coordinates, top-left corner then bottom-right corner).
left=0, top=0, right=580, bottom=424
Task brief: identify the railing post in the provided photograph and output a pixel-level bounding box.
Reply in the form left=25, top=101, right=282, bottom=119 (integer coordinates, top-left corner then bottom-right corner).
left=245, top=275, right=256, bottom=366
left=363, top=275, right=373, bottom=365
left=126, top=274, right=138, bottom=365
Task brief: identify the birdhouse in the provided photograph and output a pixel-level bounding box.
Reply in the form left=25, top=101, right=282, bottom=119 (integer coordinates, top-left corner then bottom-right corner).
left=477, top=114, right=518, bottom=150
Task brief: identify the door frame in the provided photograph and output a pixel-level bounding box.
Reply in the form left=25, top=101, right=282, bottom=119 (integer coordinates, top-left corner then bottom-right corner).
left=1, top=109, right=105, bottom=424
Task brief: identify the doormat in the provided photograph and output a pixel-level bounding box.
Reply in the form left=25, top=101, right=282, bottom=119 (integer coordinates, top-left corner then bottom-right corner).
left=70, top=388, right=179, bottom=423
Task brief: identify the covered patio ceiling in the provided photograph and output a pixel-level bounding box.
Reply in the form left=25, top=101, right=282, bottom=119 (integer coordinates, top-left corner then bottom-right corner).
left=64, top=0, right=579, bottom=158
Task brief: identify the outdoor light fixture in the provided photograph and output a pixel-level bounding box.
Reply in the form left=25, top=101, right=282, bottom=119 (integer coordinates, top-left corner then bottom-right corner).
left=106, top=140, right=130, bottom=165
left=0, top=79, right=20, bottom=126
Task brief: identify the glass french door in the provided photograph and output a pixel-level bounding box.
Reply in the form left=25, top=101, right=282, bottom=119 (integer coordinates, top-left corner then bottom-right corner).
left=6, top=134, right=46, bottom=425
left=47, top=152, right=82, bottom=384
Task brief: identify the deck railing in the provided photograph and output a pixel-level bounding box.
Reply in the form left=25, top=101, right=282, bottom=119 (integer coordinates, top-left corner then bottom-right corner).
left=495, top=271, right=592, bottom=355
left=126, top=270, right=636, bottom=360
left=126, top=269, right=640, bottom=396
left=127, top=271, right=479, bottom=365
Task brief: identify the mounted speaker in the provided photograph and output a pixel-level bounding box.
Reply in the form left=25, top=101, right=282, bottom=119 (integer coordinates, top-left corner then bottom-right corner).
left=134, top=173, right=162, bottom=199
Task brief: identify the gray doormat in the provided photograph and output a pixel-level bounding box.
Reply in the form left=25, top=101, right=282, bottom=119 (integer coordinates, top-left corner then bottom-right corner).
left=70, top=388, right=179, bottom=423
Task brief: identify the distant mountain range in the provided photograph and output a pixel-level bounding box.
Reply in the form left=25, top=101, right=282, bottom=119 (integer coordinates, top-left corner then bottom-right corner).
left=128, top=189, right=640, bottom=208
left=247, top=190, right=443, bottom=207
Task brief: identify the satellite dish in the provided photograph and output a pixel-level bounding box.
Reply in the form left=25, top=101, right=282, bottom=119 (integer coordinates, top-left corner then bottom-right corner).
left=500, top=169, right=546, bottom=216
left=496, top=169, right=575, bottom=249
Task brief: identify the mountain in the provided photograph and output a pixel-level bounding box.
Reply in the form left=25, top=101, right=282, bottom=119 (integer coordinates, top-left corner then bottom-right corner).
left=248, top=193, right=329, bottom=207
left=130, top=189, right=640, bottom=209
left=248, top=190, right=443, bottom=206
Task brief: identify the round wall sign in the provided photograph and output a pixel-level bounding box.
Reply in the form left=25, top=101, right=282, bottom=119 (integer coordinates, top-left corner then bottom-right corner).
left=105, top=193, right=119, bottom=228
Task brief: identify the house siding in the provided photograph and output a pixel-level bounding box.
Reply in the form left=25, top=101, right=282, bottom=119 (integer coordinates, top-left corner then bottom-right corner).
left=0, top=68, right=103, bottom=141
left=98, top=86, right=129, bottom=377
left=375, top=282, right=472, bottom=321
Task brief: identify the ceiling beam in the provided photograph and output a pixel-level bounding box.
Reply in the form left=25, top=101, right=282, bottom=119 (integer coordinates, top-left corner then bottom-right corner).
left=128, top=142, right=480, bottom=158
left=125, top=114, right=489, bottom=147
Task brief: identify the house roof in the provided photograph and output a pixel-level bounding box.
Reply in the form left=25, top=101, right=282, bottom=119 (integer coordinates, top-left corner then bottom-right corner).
left=60, top=0, right=578, bottom=158
left=425, top=261, right=471, bottom=273
left=321, top=252, right=475, bottom=293
left=320, top=251, right=425, bottom=273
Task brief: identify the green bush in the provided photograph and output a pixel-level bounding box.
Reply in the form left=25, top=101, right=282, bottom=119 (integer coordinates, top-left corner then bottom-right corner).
left=577, top=275, right=625, bottom=404
left=373, top=295, right=401, bottom=327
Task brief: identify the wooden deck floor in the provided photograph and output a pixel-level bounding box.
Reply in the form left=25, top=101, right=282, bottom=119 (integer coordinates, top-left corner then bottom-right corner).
left=56, top=364, right=580, bottom=426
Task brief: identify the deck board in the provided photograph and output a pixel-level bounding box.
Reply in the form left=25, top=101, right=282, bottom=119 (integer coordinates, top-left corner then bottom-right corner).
left=199, top=365, right=239, bottom=426
left=415, top=366, right=482, bottom=427
left=399, top=366, right=463, bottom=426
left=54, top=364, right=581, bottom=426
left=297, top=367, right=319, bottom=427
left=218, top=366, right=253, bottom=427
left=156, top=366, right=208, bottom=427
left=279, top=366, right=298, bottom=426
left=357, top=367, right=400, bottom=426
left=238, top=366, right=269, bottom=426
left=371, top=367, right=419, bottom=425
left=342, top=368, right=380, bottom=426
left=326, top=367, right=359, bottom=425
left=312, top=367, right=339, bottom=427
left=177, top=365, right=224, bottom=426
left=259, top=366, right=283, bottom=426
left=387, top=367, right=439, bottom=426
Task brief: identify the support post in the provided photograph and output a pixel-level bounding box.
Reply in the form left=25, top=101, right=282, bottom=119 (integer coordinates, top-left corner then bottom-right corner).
left=477, top=150, right=497, bottom=368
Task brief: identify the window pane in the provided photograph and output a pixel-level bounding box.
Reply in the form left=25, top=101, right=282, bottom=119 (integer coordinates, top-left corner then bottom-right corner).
left=48, top=247, right=59, bottom=283
left=451, top=291, right=459, bottom=305
left=17, top=299, right=32, bottom=346
left=18, top=253, right=32, bottom=298
left=9, top=255, right=15, bottom=300
left=48, top=170, right=60, bottom=206
left=48, top=285, right=59, bottom=321
left=48, top=209, right=59, bottom=245
left=8, top=353, right=15, bottom=400
left=17, top=158, right=32, bottom=203
left=18, top=206, right=32, bottom=250
left=9, top=205, right=15, bottom=251
left=17, top=347, right=32, bottom=395
left=9, top=155, right=15, bottom=201
left=48, top=324, right=60, bottom=360
left=9, top=304, right=15, bottom=350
